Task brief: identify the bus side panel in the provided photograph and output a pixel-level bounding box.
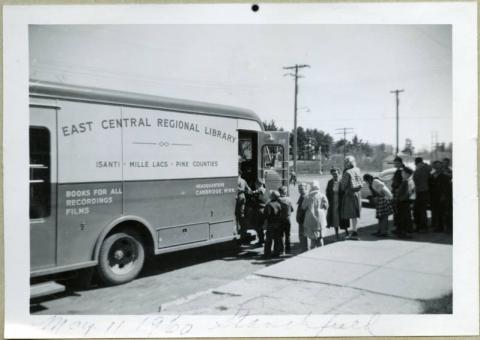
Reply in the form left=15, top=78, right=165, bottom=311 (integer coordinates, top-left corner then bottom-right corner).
left=56, top=101, right=123, bottom=266
left=123, top=177, right=237, bottom=248
left=56, top=182, right=123, bottom=266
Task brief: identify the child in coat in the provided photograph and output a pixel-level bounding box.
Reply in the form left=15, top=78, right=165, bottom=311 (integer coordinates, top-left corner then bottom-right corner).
left=263, top=190, right=284, bottom=257
left=278, top=186, right=294, bottom=253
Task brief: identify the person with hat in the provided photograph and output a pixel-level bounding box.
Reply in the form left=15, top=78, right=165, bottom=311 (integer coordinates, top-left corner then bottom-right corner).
left=326, top=167, right=349, bottom=240
left=301, top=180, right=329, bottom=249
left=296, top=183, right=309, bottom=252
left=394, top=166, right=415, bottom=238
left=413, top=157, right=432, bottom=232
left=251, top=177, right=268, bottom=245
left=278, top=186, right=294, bottom=253
left=263, top=190, right=284, bottom=257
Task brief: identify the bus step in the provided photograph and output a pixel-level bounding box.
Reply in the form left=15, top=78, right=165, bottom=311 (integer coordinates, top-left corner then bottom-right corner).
left=31, top=281, right=65, bottom=299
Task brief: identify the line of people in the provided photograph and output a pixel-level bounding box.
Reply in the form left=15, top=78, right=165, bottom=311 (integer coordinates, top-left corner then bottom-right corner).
left=336, top=155, right=452, bottom=240
left=237, top=154, right=452, bottom=257
left=385, top=156, right=453, bottom=237
left=236, top=155, right=364, bottom=256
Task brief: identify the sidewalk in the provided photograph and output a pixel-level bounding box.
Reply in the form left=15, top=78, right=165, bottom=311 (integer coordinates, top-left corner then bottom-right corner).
left=159, top=230, right=452, bottom=315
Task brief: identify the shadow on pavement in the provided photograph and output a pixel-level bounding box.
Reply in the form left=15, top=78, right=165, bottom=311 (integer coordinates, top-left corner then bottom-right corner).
left=351, top=221, right=453, bottom=245
left=420, top=293, right=453, bottom=314
left=30, top=290, right=82, bottom=313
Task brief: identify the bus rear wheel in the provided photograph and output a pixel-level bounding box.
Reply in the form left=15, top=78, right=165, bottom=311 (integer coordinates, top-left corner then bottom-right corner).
left=97, top=232, right=145, bottom=285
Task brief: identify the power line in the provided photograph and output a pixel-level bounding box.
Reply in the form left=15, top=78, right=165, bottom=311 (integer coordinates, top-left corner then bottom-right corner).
left=335, top=128, right=355, bottom=160
left=283, top=64, right=310, bottom=173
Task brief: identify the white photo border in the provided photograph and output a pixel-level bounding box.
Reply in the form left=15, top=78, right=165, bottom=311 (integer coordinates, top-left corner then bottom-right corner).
left=3, top=2, right=478, bottom=337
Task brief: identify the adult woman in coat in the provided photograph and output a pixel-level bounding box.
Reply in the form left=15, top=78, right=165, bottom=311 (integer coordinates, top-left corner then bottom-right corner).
left=339, top=156, right=363, bottom=239
left=301, top=180, right=329, bottom=249
left=326, top=168, right=349, bottom=240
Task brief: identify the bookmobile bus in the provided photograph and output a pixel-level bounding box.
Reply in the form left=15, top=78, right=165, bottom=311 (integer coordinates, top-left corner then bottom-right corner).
left=29, top=80, right=289, bottom=296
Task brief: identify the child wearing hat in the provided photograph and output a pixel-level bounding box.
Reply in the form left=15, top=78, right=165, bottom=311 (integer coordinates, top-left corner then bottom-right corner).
left=263, top=190, right=284, bottom=257
left=278, top=186, right=294, bottom=253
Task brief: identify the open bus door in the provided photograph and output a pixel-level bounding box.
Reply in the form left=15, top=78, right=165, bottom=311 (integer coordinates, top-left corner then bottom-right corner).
left=257, top=131, right=290, bottom=195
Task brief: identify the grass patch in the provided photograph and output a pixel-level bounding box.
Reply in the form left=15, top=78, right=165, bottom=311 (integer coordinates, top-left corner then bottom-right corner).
left=421, top=293, right=452, bottom=314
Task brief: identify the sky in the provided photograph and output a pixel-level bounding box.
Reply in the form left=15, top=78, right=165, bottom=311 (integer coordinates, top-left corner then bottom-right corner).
left=29, top=25, right=452, bottom=151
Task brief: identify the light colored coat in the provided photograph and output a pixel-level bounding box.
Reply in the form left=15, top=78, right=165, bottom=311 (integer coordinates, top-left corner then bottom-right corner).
left=301, top=189, right=329, bottom=239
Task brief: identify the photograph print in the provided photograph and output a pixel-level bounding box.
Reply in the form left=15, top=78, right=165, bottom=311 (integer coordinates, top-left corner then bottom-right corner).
left=3, top=3, right=478, bottom=337
left=28, top=23, right=454, bottom=316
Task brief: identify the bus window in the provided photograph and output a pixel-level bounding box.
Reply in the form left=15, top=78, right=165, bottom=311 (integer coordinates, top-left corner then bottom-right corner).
left=30, top=127, right=51, bottom=219
left=261, top=145, right=287, bottom=191
left=262, top=145, right=284, bottom=169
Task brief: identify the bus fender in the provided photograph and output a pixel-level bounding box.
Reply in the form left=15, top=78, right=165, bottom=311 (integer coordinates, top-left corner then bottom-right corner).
left=92, top=215, right=157, bottom=261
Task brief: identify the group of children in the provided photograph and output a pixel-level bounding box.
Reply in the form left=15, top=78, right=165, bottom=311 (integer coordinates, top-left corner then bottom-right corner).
left=235, top=173, right=294, bottom=258
left=263, top=181, right=330, bottom=257
left=263, top=186, right=294, bottom=258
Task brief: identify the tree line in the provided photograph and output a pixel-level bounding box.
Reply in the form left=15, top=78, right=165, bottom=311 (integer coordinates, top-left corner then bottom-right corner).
left=263, top=119, right=372, bottom=160
left=262, top=119, right=452, bottom=172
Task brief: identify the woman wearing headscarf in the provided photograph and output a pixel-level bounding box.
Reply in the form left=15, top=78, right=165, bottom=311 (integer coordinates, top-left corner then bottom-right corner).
left=301, top=180, right=329, bottom=249
left=339, top=156, right=363, bottom=240
left=363, top=173, right=394, bottom=237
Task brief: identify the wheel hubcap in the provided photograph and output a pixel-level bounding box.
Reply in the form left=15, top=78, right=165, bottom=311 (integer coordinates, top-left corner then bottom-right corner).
left=114, top=249, right=124, bottom=260
left=108, top=237, right=138, bottom=275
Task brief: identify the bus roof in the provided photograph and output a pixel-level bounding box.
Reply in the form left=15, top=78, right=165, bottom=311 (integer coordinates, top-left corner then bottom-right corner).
left=30, top=80, right=263, bottom=126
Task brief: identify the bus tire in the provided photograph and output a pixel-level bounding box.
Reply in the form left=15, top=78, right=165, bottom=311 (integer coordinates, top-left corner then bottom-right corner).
left=97, top=232, right=145, bottom=285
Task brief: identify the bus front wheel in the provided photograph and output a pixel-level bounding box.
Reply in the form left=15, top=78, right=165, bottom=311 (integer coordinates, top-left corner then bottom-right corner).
left=97, top=232, right=145, bottom=285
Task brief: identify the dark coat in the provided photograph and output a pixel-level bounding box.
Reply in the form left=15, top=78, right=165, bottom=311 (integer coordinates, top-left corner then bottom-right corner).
left=296, top=195, right=306, bottom=224
left=392, top=168, right=403, bottom=196
left=326, top=178, right=349, bottom=229
left=278, top=196, right=293, bottom=220
left=429, top=172, right=452, bottom=203
left=264, top=200, right=283, bottom=229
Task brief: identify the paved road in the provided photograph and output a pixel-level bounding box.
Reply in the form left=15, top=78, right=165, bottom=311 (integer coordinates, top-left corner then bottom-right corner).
left=161, top=232, right=452, bottom=316
left=31, top=175, right=377, bottom=315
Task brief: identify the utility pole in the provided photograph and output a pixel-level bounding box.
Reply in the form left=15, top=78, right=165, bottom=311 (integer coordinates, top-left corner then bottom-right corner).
left=335, top=128, right=355, bottom=166
left=431, top=131, right=438, bottom=161
left=283, top=64, right=310, bottom=174
left=390, top=89, right=405, bottom=155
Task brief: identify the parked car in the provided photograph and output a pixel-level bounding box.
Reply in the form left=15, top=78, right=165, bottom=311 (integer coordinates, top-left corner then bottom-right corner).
left=361, top=168, right=397, bottom=208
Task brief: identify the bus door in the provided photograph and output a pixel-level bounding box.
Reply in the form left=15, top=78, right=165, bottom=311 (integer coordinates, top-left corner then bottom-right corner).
left=257, top=131, right=289, bottom=194
left=30, top=103, right=58, bottom=272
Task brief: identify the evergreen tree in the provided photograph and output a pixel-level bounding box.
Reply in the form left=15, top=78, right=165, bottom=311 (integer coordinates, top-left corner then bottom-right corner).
left=263, top=120, right=279, bottom=131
